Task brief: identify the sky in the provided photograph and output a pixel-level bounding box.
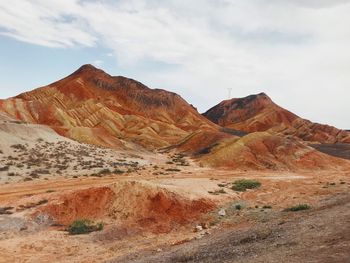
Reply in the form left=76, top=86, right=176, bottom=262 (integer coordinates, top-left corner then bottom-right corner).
left=0, top=0, right=349, bottom=129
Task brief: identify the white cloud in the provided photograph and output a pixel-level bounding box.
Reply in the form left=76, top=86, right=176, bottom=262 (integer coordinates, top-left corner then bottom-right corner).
left=0, top=0, right=349, bottom=128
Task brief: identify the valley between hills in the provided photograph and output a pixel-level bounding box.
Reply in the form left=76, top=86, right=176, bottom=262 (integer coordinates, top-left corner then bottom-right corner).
left=0, top=65, right=349, bottom=262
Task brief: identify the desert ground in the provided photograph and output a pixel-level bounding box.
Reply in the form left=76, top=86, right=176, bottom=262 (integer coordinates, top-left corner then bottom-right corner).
left=0, top=153, right=349, bottom=262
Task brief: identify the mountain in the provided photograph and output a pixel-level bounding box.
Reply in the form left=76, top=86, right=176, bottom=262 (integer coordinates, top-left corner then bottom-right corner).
left=199, top=131, right=348, bottom=170
left=0, top=65, right=217, bottom=150
left=0, top=66, right=348, bottom=171
left=203, top=93, right=350, bottom=144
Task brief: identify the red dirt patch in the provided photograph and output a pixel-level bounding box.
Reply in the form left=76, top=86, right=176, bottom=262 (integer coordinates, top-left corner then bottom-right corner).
left=35, top=186, right=115, bottom=225
left=34, top=181, right=215, bottom=233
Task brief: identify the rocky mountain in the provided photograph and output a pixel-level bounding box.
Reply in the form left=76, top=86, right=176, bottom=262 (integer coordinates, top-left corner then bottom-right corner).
left=203, top=93, right=350, bottom=144
left=0, top=65, right=217, bottom=150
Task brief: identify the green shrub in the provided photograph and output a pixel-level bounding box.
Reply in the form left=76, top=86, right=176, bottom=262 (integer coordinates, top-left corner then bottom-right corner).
left=232, top=179, right=261, bottom=192
left=235, top=204, right=242, bottom=210
left=284, top=204, right=310, bottom=212
left=67, top=219, right=104, bottom=235
left=262, top=205, right=272, bottom=209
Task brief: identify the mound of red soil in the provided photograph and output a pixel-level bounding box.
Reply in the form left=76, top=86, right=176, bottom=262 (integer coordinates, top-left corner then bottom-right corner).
left=35, top=181, right=214, bottom=233
left=34, top=187, right=116, bottom=225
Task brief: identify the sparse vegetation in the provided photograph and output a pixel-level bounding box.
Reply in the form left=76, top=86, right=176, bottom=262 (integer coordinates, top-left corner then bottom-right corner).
left=165, top=168, right=181, bottom=172
left=0, top=206, right=13, bottom=215
left=208, top=189, right=227, bottom=195
left=0, top=166, right=9, bottom=171
left=113, top=169, right=124, bottom=174
left=235, top=204, right=242, bottom=210
left=98, top=168, right=111, bottom=175
left=67, top=219, right=104, bottom=235
left=284, top=204, right=310, bottom=212
left=262, top=205, right=272, bottom=209
left=231, top=179, right=261, bottom=192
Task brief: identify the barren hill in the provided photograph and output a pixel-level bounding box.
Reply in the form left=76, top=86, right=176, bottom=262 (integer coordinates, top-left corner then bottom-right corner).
left=203, top=93, right=350, bottom=144
left=0, top=65, right=217, bottom=150
left=0, top=67, right=348, bottom=171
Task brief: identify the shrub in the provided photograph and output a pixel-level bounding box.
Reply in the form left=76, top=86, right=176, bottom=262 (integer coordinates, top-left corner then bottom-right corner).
left=284, top=204, right=310, bottom=212
left=232, top=179, right=261, bottom=192
left=67, top=219, right=104, bottom=235
left=113, top=169, right=124, bottom=174
left=235, top=204, right=242, bottom=210
left=262, top=205, right=272, bottom=209
left=98, top=168, right=111, bottom=175
left=208, top=189, right=226, bottom=195
left=165, top=168, right=181, bottom=172
left=0, top=166, right=10, bottom=171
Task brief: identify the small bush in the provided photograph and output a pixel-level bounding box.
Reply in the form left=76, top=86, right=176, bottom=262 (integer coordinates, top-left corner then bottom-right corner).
left=209, top=189, right=226, bottom=195
left=262, top=205, right=272, bottom=209
left=235, top=204, right=242, bottom=210
left=113, top=169, right=124, bottom=174
left=232, top=179, right=261, bottom=192
left=284, top=204, right=310, bottom=212
left=67, top=219, right=104, bottom=235
left=98, top=169, right=111, bottom=175
left=0, top=166, right=10, bottom=171
left=165, top=168, right=181, bottom=172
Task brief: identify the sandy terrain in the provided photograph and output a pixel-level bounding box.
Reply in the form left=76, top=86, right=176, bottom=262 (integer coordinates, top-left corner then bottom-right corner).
left=0, top=163, right=349, bottom=263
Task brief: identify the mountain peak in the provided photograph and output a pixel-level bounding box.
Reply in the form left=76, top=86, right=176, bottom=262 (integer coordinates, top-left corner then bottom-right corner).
left=72, top=64, right=108, bottom=76
left=77, top=63, right=99, bottom=71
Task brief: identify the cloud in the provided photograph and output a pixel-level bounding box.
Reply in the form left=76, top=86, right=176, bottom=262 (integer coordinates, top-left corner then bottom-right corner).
left=0, top=0, right=349, bottom=128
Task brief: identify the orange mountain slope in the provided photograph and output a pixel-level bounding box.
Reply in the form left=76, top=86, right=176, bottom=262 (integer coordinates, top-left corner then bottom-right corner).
left=0, top=65, right=218, bottom=150
left=199, top=131, right=349, bottom=170
left=203, top=93, right=350, bottom=144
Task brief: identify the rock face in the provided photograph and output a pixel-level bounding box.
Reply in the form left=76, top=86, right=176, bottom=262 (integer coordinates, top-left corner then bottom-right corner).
left=203, top=93, right=350, bottom=144
left=0, top=65, right=217, bottom=149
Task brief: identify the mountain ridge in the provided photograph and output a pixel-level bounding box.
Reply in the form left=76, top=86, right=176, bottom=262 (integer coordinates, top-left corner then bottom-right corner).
left=0, top=64, right=218, bottom=150
left=203, top=93, right=350, bottom=144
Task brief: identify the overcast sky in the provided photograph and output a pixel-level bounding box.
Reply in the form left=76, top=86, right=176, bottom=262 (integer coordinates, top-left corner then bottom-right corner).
left=0, top=0, right=349, bottom=129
